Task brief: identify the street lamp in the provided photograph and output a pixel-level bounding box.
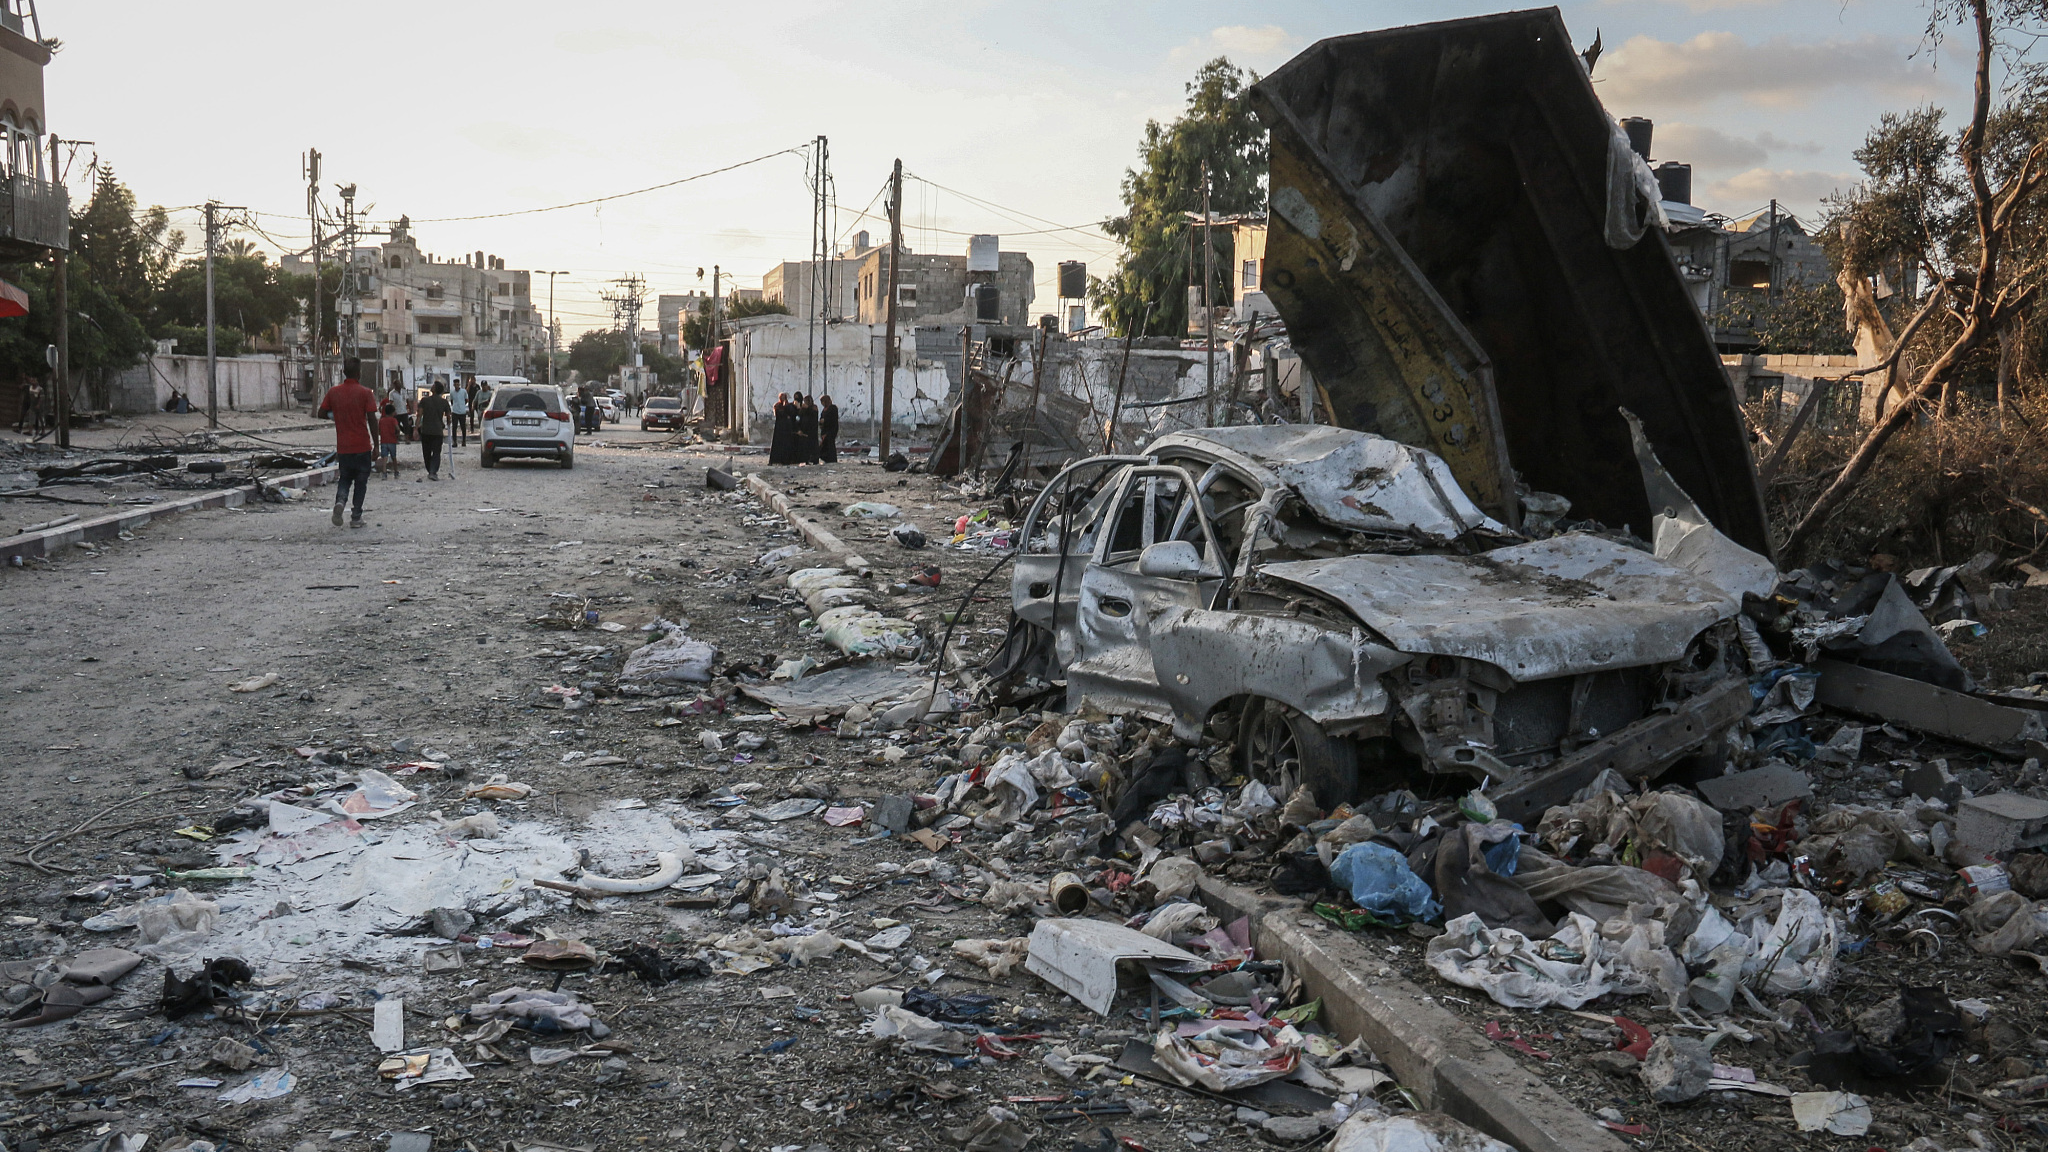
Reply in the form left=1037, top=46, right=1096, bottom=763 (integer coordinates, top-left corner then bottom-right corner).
left=540, top=271, right=568, bottom=389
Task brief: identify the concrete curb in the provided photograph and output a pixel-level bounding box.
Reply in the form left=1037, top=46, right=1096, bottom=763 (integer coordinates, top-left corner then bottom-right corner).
left=1196, top=875, right=1630, bottom=1152
left=0, top=464, right=339, bottom=564
left=744, top=472, right=874, bottom=575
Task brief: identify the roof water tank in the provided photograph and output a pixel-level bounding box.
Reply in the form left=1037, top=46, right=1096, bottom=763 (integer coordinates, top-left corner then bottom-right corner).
left=967, top=234, right=999, bottom=272
left=1057, top=261, right=1087, bottom=299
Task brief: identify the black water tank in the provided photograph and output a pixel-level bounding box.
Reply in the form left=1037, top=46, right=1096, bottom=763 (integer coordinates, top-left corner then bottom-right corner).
left=1654, top=162, right=1692, bottom=205
left=1621, top=117, right=1653, bottom=161
left=974, top=283, right=1000, bottom=321
left=1057, top=261, right=1087, bottom=299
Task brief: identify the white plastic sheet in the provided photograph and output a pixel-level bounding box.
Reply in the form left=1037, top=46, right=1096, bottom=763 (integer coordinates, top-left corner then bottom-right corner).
left=1425, top=912, right=1619, bottom=1010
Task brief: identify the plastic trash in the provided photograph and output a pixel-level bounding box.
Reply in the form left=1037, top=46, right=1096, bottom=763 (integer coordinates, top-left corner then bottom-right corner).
left=577, top=850, right=685, bottom=894
left=842, top=501, right=900, bottom=519
left=621, top=628, right=717, bottom=682
left=464, top=774, right=533, bottom=801
left=227, top=672, right=279, bottom=693
left=467, top=989, right=596, bottom=1031
left=891, top=523, right=927, bottom=549
left=216, top=1067, right=293, bottom=1104
left=1325, top=1112, right=1516, bottom=1152
left=1330, top=842, right=1441, bottom=922
left=1426, top=912, right=1617, bottom=1010
left=1791, top=1091, right=1871, bottom=1135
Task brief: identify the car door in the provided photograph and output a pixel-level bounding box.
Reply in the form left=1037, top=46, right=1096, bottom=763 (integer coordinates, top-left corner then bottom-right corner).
left=1012, top=457, right=1145, bottom=666
left=1069, top=465, right=1224, bottom=708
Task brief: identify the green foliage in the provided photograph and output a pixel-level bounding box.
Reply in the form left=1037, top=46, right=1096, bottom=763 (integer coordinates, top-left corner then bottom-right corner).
left=1719, top=282, right=1856, bottom=355
left=681, top=295, right=790, bottom=350
left=567, top=329, right=629, bottom=380
left=156, top=254, right=300, bottom=342
left=156, top=323, right=245, bottom=358
left=1090, top=58, right=1268, bottom=338
left=69, top=166, right=182, bottom=319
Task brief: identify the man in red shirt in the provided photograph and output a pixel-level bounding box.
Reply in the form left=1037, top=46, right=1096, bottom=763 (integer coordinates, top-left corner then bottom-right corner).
left=317, top=357, right=379, bottom=528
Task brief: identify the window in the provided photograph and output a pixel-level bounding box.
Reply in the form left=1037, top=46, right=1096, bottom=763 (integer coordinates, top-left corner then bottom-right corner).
left=1242, top=259, right=1261, bottom=289
left=497, top=282, right=511, bottom=296
left=896, top=284, right=918, bottom=307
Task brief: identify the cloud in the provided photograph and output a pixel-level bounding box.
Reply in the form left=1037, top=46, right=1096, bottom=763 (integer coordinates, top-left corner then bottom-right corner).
left=1651, top=123, right=1824, bottom=169
left=1702, top=167, right=1858, bottom=214
left=1600, top=31, right=1941, bottom=109
left=1631, top=0, right=1786, bottom=11
left=1169, top=24, right=1297, bottom=68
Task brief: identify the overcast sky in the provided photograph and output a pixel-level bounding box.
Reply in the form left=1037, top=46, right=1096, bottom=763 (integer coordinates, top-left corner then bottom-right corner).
left=50, top=1, right=1962, bottom=336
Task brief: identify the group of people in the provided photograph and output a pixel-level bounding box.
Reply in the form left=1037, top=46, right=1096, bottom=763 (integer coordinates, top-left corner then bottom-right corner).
left=769, top=392, right=839, bottom=465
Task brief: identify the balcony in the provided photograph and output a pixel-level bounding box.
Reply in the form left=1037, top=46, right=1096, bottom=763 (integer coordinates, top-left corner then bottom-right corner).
left=0, top=171, right=66, bottom=256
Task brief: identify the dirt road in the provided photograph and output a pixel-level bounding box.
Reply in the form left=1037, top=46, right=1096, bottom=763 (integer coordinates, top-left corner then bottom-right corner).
left=0, top=427, right=1265, bottom=1151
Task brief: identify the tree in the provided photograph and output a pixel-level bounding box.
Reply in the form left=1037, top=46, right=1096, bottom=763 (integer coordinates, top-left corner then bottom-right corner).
left=69, top=167, right=181, bottom=320
left=1090, top=58, right=1268, bottom=338
left=1786, top=0, right=2048, bottom=556
left=681, top=295, right=789, bottom=350
left=154, top=252, right=301, bottom=354
left=567, top=329, right=629, bottom=381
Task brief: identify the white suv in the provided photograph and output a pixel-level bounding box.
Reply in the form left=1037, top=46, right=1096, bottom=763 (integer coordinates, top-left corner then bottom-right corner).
left=480, top=384, right=575, bottom=469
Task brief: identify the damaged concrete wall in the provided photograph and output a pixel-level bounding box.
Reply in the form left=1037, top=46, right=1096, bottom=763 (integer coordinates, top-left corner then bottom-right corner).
left=726, top=315, right=953, bottom=444
left=108, top=354, right=293, bottom=415
left=993, top=338, right=1234, bottom=457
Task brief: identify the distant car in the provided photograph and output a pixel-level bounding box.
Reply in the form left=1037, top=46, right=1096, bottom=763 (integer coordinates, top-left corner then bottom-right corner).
left=640, top=396, right=684, bottom=432
left=479, top=384, right=574, bottom=469
left=596, top=396, right=620, bottom=424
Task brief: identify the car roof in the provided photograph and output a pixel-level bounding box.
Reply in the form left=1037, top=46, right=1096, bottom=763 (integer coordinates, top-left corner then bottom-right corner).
left=1146, top=425, right=1503, bottom=541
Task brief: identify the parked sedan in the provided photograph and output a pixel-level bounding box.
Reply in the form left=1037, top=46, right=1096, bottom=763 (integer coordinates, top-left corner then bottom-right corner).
left=640, top=396, right=684, bottom=432
left=596, top=396, right=620, bottom=424
left=987, top=424, right=1774, bottom=822
left=479, top=384, right=575, bottom=469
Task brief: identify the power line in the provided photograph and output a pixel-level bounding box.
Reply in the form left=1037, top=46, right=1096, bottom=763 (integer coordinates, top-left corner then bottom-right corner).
left=407, top=147, right=810, bottom=223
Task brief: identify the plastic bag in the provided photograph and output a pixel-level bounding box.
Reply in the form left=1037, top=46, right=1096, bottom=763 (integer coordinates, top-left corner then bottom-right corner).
left=1426, top=912, right=1615, bottom=1010
left=841, top=501, right=900, bottom=519
left=1743, top=888, right=1839, bottom=995
left=1327, top=1112, right=1516, bottom=1152
left=621, top=629, right=717, bottom=682
left=1331, top=842, right=1440, bottom=923
left=1152, top=1027, right=1298, bottom=1092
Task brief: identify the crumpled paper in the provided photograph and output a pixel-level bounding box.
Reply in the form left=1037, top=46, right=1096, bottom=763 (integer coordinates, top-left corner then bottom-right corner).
left=1151, top=1025, right=1300, bottom=1092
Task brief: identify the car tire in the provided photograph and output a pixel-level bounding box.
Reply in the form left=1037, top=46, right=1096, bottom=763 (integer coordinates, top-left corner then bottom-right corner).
left=560, top=449, right=574, bottom=470
left=1238, top=698, right=1357, bottom=810
left=479, top=451, right=495, bottom=469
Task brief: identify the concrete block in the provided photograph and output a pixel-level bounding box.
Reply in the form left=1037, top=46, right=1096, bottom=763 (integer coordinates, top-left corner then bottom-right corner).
left=1902, top=761, right=1959, bottom=805
left=1695, top=763, right=1812, bottom=812
left=1958, top=793, right=2048, bottom=859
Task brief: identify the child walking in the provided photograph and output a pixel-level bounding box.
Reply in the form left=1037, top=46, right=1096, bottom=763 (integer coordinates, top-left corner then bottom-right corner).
left=377, top=403, right=401, bottom=478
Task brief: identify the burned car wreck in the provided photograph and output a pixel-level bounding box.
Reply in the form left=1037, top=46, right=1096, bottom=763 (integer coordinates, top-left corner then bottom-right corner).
left=989, top=419, right=1776, bottom=824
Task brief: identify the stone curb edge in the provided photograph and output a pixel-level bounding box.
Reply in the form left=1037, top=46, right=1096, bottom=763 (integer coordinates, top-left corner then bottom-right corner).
left=743, top=472, right=874, bottom=575
left=0, top=464, right=339, bottom=565
left=1196, top=875, right=1631, bottom=1152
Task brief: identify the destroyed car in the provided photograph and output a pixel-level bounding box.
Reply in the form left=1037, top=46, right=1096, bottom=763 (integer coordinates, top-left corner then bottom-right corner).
left=991, top=421, right=1776, bottom=822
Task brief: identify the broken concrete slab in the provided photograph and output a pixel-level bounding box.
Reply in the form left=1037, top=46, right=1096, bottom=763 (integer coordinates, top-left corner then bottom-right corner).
left=1903, top=762, right=1961, bottom=806
left=1023, top=919, right=1204, bottom=1016
left=1696, top=764, right=1813, bottom=812
left=1957, top=793, right=2048, bottom=861
left=1815, top=659, right=2048, bottom=756
left=1641, top=1035, right=1713, bottom=1103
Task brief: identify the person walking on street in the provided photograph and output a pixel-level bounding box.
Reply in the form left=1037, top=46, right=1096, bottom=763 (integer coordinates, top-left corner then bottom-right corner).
left=819, top=394, right=839, bottom=463
left=319, top=357, right=378, bottom=528
left=392, top=384, right=415, bottom=442
left=377, top=404, right=400, bottom=478
left=769, top=393, right=793, bottom=464
left=418, top=381, right=452, bottom=481
left=448, top=377, right=470, bottom=447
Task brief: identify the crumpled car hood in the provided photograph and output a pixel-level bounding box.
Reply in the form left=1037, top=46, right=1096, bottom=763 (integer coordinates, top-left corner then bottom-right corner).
left=1261, top=533, right=1740, bottom=681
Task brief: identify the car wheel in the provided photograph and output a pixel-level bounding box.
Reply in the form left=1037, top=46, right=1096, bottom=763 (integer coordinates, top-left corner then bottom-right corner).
left=1238, top=698, right=1357, bottom=810
left=560, top=449, right=574, bottom=470
left=479, top=452, right=495, bottom=468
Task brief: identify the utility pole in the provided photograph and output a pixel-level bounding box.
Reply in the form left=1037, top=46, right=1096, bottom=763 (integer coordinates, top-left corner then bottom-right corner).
left=1202, top=161, right=1216, bottom=428
left=541, top=271, right=566, bottom=390
left=49, top=133, right=67, bottom=448
left=305, top=149, right=323, bottom=408
left=711, top=264, right=723, bottom=431
left=1765, top=198, right=1780, bottom=306
left=338, top=184, right=360, bottom=366
left=880, top=158, right=903, bottom=458
left=204, top=201, right=219, bottom=428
